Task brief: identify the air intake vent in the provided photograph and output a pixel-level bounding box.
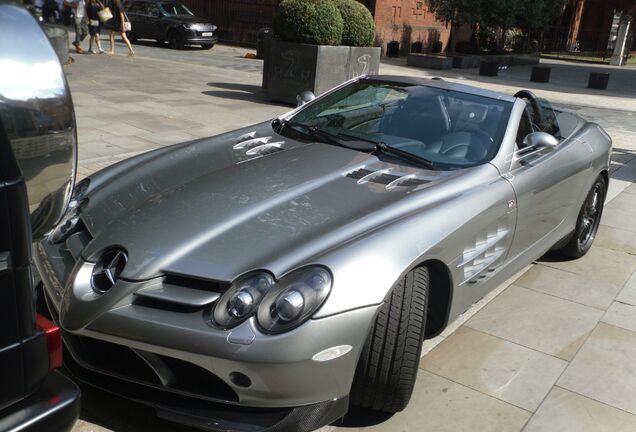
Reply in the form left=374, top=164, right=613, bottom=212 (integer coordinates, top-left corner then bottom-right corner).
left=245, top=142, right=284, bottom=156
left=134, top=274, right=229, bottom=312
left=346, top=168, right=373, bottom=180
left=345, top=168, right=430, bottom=189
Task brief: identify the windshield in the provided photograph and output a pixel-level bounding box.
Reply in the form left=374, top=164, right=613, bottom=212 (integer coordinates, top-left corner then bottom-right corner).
left=159, top=2, right=193, bottom=15
left=286, top=79, right=513, bottom=170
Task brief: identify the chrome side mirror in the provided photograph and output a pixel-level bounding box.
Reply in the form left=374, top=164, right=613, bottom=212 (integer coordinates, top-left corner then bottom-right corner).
left=296, top=91, right=316, bottom=107
left=523, top=131, right=559, bottom=149
left=0, top=5, right=77, bottom=240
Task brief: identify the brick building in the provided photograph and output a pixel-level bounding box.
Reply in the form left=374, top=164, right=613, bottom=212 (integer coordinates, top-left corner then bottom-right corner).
left=180, top=0, right=453, bottom=53
left=363, top=0, right=451, bottom=54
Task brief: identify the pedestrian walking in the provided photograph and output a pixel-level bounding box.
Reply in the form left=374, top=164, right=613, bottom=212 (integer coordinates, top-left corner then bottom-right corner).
left=87, top=0, right=104, bottom=53
left=65, top=0, right=88, bottom=53
left=107, top=0, right=134, bottom=56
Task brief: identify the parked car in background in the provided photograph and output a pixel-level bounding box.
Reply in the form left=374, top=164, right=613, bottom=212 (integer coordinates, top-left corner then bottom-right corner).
left=125, top=0, right=217, bottom=49
left=35, top=73, right=611, bottom=432
left=0, top=5, right=79, bottom=431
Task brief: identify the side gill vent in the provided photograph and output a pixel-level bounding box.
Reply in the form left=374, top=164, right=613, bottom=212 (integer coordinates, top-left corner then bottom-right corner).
left=345, top=168, right=430, bottom=189
left=245, top=142, right=285, bottom=156
left=459, top=226, right=510, bottom=285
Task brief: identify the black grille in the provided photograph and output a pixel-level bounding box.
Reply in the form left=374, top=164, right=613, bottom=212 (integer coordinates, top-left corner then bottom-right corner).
left=64, top=333, right=239, bottom=402
left=370, top=173, right=398, bottom=185
left=399, top=178, right=430, bottom=187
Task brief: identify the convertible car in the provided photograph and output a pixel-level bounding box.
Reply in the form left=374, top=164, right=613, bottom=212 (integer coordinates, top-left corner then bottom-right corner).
left=35, top=76, right=611, bottom=431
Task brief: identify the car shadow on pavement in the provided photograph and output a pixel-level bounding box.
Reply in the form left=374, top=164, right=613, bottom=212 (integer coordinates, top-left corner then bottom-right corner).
left=203, top=82, right=291, bottom=107
left=537, top=250, right=577, bottom=263
left=337, top=406, right=394, bottom=428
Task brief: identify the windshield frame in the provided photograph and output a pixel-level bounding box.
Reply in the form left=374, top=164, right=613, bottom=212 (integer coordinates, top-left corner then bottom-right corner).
left=284, top=78, right=514, bottom=170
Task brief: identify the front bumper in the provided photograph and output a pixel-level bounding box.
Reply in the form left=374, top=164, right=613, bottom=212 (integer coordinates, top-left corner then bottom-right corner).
left=182, top=29, right=218, bottom=45
left=35, top=236, right=377, bottom=430
left=0, top=371, right=80, bottom=432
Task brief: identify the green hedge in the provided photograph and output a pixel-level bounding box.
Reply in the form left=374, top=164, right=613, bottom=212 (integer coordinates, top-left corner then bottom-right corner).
left=334, top=0, right=375, bottom=47
left=273, top=0, right=344, bottom=46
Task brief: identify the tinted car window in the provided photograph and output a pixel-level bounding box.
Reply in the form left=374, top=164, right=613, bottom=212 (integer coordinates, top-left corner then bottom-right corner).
left=145, top=3, right=160, bottom=15
left=159, top=2, right=192, bottom=15
left=127, top=2, right=144, bottom=13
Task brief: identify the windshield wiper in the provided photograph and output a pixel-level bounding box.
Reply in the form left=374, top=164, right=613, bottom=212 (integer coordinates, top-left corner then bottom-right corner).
left=276, top=119, right=372, bottom=150
left=374, top=142, right=436, bottom=170
left=275, top=119, right=436, bottom=169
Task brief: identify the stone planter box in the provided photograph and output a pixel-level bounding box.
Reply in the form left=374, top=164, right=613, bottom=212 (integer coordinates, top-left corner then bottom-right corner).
left=452, top=53, right=540, bottom=69
left=530, top=66, right=551, bottom=83
left=262, top=39, right=381, bottom=105
left=588, top=72, right=610, bottom=90
left=407, top=54, right=453, bottom=70
left=452, top=55, right=481, bottom=69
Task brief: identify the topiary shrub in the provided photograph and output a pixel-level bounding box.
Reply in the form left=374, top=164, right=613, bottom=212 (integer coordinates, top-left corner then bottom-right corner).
left=274, top=0, right=343, bottom=46
left=333, top=0, right=375, bottom=47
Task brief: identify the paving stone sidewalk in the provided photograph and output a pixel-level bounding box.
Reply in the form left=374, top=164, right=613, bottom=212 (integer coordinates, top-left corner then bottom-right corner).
left=63, top=44, right=636, bottom=432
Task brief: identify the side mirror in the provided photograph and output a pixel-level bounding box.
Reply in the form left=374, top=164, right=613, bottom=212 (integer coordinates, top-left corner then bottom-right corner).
left=0, top=5, right=77, bottom=240
left=523, top=131, right=559, bottom=149
left=296, top=90, right=315, bottom=107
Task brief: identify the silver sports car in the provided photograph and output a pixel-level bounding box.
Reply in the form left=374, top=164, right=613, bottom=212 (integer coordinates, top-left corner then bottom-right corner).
left=36, top=76, right=612, bottom=431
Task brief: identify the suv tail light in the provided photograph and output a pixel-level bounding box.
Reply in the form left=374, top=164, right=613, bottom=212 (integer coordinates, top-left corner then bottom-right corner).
left=36, top=314, right=63, bottom=370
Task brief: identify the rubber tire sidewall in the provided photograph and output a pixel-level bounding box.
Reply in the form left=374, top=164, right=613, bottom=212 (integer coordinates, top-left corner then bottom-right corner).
left=350, top=266, right=430, bottom=413
left=559, top=175, right=606, bottom=258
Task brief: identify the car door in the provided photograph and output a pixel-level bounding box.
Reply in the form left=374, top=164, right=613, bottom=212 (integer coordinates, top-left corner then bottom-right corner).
left=126, top=1, right=146, bottom=38
left=144, top=2, right=163, bottom=40
left=504, top=105, right=589, bottom=262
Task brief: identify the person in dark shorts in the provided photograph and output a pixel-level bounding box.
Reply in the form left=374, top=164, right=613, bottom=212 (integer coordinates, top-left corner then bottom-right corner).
left=87, top=0, right=104, bottom=53
left=107, top=0, right=134, bottom=56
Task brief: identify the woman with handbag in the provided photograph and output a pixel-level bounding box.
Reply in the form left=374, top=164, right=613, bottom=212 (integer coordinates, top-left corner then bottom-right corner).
left=87, top=0, right=104, bottom=53
left=107, top=0, right=134, bottom=56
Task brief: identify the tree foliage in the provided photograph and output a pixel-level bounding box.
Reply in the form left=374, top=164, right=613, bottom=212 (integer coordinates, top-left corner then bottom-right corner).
left=516, top=0, right=568, bottom=34
left=274, top=0, right=344, bottom=46
left=334, top=0, right=376, bottom=47
left=426, top=0, right=568, bottom=52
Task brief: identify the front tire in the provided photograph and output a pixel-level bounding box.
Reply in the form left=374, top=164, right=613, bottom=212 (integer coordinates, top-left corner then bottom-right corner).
left=558, top=175, right=606, bottom=258
left=168, top=31, right=184, bottom=49
left=350, top=266, right=429, bottom=413
left=201, top=43, right=214, bottom=50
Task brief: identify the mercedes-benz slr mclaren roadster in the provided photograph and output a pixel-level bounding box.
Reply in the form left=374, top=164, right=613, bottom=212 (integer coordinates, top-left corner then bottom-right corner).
left=36, top=76, right=612, bottom=432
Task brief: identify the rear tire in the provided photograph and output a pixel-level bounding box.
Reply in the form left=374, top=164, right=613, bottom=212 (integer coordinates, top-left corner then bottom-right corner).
left=558, top=175, right=606, bottom=258
left=350, top=266, right=429, bottom=413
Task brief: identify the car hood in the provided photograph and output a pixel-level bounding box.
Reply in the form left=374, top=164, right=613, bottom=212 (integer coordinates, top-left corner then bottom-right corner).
left=79, top=122, right=477, bottom=282
left=164, top=15, right=215, bottom=26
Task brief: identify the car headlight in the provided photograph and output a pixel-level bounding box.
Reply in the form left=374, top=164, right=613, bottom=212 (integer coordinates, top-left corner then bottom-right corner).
left=212, top=272, right=274, bottom=329
left=48, top=178, right=90, bottom=244
left=211, top=267, right=332, bottom=333
left=257, top=267, right=332, bottom=334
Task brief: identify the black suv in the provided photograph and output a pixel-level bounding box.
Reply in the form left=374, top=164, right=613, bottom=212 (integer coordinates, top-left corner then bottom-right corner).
left=0, top=5, right=80, bottom=431
left=125, top=0, right=218, bottom=49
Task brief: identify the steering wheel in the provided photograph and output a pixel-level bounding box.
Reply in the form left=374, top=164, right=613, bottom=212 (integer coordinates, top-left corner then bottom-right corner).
left=514, top=90, right=544, bottom=128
